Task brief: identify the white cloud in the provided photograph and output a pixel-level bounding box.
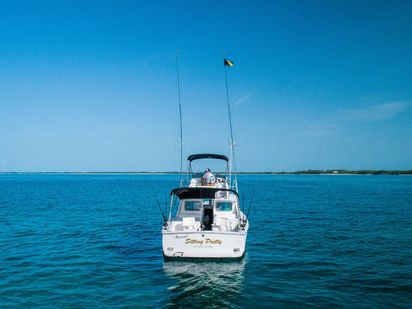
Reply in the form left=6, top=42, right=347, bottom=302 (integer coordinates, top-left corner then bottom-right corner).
left=304, top=124, right=339, bottom=137
left=233, top=92, right=253, bottom=106
left=341, top=102, right=411, bottom=122
left=299, top=101, right=411, bottom=138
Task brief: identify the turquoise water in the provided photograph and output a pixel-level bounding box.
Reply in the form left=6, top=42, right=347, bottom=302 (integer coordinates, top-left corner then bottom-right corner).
left=1, top=174, right=411, bottom=308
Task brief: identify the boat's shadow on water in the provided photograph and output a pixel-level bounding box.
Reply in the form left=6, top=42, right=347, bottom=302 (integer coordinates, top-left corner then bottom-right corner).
left=163, top=257, right=247, bottom=308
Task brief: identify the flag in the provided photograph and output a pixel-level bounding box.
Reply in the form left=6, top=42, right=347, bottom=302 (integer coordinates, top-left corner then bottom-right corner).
left=224, top=58, right=234, bottom=67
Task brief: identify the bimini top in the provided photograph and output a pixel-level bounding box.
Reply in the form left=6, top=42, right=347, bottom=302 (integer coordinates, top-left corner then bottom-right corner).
left=187, top=153, right=229, bottom=162
left=171, top=187, right=238, bottom=199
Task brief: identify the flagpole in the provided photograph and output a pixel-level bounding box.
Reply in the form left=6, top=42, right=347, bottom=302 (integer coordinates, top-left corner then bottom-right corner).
left=176, top=49, right=184, bottom=187
left=223, top=52, right=237, bottom=190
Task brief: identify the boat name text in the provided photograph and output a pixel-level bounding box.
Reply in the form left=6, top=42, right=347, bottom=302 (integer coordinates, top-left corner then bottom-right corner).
left=185, top=238, right=222, bottom=245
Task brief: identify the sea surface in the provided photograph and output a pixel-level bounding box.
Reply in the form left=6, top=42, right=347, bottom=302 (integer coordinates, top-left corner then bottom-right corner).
left=1, top=174, right=411, bottom=308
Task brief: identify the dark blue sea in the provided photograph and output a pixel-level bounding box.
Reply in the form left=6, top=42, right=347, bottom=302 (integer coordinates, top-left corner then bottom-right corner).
left=1, top=174, right=411, bottom=308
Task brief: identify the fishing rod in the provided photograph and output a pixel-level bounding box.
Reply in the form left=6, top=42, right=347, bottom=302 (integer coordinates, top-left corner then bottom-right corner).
left=222, top=50, right=237, bottom=190
left=241, top=192, right=245, bottom=214
left=241, top=190, right=254, bottom=228
left=176, top=49, right=184, bottom=187
left=240, top=192, right=245, bottom=220
left=155, top=194, right=168, bottom=227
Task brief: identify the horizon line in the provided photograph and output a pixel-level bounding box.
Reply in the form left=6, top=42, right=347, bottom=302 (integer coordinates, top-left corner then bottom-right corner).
left=1, top=169, right=411, bottom=175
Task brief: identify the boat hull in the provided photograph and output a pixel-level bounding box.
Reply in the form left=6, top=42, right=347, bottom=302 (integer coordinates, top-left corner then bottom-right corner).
left=162, top=230, right=247, bottom=259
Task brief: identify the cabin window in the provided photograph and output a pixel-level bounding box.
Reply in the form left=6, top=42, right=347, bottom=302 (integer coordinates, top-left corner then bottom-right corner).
left=184, top=201, right=202, bottom=211
left=215, top=201, right=233, bottom=212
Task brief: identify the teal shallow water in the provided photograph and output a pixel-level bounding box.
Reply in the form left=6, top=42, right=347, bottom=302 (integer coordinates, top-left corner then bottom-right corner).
left=1, top=174, right=411, bottom=308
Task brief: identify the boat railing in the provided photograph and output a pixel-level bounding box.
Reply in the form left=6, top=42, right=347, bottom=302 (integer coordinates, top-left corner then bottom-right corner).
left=191, top=172, right=227, bottom=179
left=187, top=173, right=228, bottom=188
left=229, top=178, right=238, bottom=192
left=189, top=178, right=228, bottom=189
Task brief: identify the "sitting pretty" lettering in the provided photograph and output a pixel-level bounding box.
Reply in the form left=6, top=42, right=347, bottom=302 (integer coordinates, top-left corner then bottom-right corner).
left=185, top=238, right=222, bottom=245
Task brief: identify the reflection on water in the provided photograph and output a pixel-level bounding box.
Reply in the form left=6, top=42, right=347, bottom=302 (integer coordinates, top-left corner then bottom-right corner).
left=163, top=258, right=246, bottom=307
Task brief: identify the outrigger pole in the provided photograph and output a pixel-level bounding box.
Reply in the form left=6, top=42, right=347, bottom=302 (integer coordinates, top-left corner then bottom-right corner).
left=223, top=51, right=237, bottom=190
left=176, top=49, right=184, bottom=187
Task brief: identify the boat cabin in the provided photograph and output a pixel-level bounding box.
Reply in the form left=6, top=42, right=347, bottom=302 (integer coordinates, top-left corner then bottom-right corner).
left=167, top=188, right=241, bottom=233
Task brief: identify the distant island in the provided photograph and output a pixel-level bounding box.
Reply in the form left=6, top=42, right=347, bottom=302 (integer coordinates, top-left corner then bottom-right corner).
left=238, top=170, right=412, bottom=175
left=1, top=170, right=412, bottom=175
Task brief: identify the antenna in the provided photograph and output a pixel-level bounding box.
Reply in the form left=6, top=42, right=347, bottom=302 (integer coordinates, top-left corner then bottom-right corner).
left=176, top=49, right=184, bottom=187
left=222, top=51, right=237, bottom=191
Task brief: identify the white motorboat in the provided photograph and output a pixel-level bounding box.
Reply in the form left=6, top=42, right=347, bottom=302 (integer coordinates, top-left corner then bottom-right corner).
left=162, top=154, right=249, bottom=259
left=161, top=54, right=248, bottom=259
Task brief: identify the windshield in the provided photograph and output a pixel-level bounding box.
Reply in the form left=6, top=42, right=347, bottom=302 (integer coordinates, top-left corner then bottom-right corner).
left=184, top=200, right=202, bottom=211
left=215, top=201, right=233, bottom=212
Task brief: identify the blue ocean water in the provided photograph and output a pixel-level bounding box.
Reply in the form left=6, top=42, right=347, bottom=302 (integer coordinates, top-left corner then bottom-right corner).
left=1, top=174, right=411, bottom=308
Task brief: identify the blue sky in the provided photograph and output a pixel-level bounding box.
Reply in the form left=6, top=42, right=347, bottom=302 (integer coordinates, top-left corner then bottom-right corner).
left=1, top=0, right=411, bottom=172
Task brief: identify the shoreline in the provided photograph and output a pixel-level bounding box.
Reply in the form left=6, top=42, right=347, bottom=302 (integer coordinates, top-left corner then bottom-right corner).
left=1, top=170, right=411, bottom=176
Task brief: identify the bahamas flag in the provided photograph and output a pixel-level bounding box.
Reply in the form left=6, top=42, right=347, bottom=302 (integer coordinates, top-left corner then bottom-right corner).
left=224, top=58, right=234, bottom=67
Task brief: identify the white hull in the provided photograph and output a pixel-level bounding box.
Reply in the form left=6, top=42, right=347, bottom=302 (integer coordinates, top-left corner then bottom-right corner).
left=162, top=228, right=248, bottom=259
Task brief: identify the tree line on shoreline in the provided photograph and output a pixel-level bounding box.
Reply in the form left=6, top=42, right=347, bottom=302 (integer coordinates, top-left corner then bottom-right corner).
left=238, top=170, right=412, bottom=175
